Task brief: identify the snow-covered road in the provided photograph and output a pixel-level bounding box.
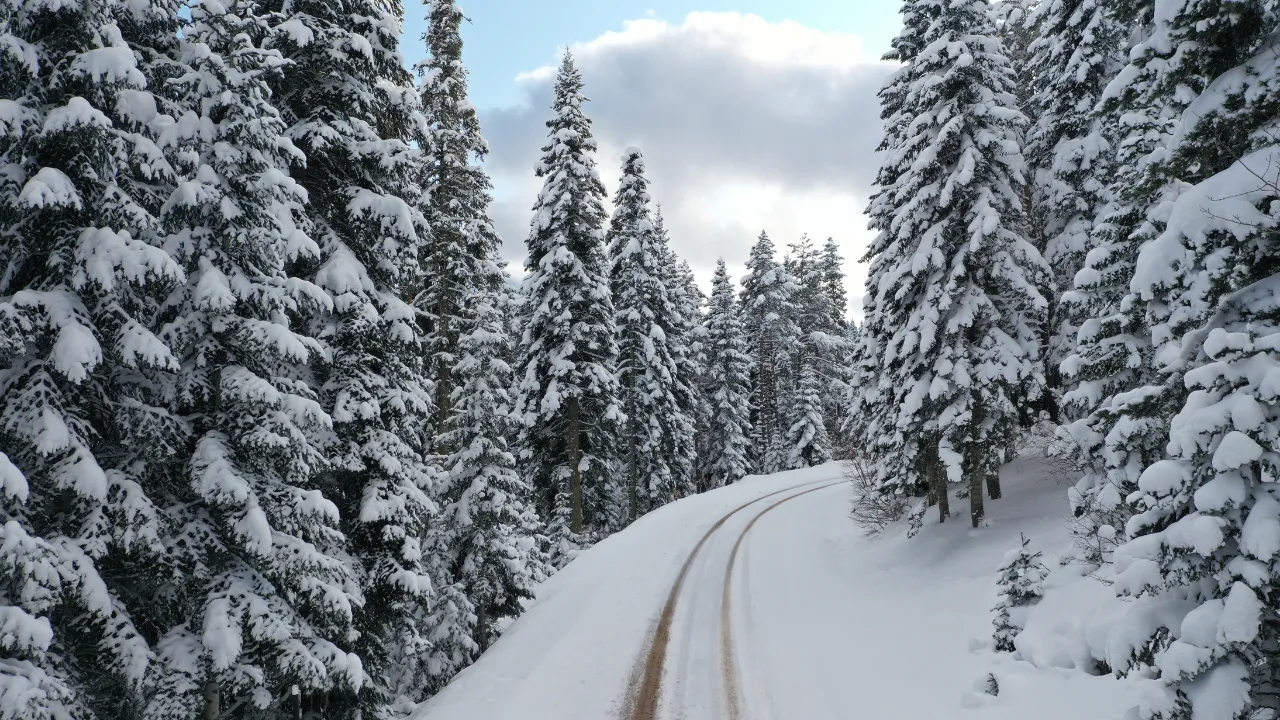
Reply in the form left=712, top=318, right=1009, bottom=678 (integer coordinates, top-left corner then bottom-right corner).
left=413, top=461, right=1140, bottom=720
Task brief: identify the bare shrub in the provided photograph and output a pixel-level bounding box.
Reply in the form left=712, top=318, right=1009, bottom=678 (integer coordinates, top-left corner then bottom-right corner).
left=847, top=458, right=908, bottom=535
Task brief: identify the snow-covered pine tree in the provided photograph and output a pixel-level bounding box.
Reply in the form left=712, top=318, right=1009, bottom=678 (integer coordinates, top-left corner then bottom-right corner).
left=740, top=231, right=799, bottom=474
left=818, top=237, right=847, bottom=333
left=140, top=3, right=380, bottom=717
left=702, top=260, right=754, bottom=488
left=513, top=52, right=622, bottom=556
left=847, top=0, right=945, bottom=517
left=784, top=356, right=832, bottom=470
left=1061, top=0, right=1269, bottom=568
left=0, top=1, right=183, bottom=715
left=992, top=535, right=1048, bottom=653
left=416, top=0, right=505, bottom=446
left=789, top=234, right=845, bottom=452
left=1103, top=7, right=1280, bottom=717
left=263, top=0, right=440, bottom=710
left=433, top=276, right=549, bottom=672
left=860, top=0, right=1048, bottom=528
left=1024, top=0, right=1123, bottom=417
left=653, top=209, right=701, bottom=497
left=608, top=148, right=687, bottom=520
left=410, top=0, right=548, bottom=688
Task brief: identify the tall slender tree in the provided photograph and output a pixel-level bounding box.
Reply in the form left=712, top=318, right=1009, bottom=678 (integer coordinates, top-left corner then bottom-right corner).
left=1024, top=0, right=1124, bottom=419
left=653, top=209, right=701, bottom=496
left=859, top=0, right=1048, bottom=528
left=513, top=52, right=622, bottom=559
left=740, top=231, right=799, bottom=474
left=702, top=260, right=754, bottom=486
left=608, top=149, right=686, bottom=520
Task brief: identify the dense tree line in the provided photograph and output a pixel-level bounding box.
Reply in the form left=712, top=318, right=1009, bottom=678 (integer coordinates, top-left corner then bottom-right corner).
left=852, top=1, right=1280, bottom=717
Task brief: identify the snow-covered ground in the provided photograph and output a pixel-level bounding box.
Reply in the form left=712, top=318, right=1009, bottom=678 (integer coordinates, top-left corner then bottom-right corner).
left=413, top=460, right=1143, bottom=720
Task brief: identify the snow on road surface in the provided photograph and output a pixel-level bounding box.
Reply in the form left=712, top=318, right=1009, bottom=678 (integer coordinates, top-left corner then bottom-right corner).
left=413, top=461, right=1142, bottom=720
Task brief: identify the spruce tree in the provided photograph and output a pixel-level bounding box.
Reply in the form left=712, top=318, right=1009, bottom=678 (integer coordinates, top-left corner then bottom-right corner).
left=608, top=148, right=687, bottom=519
left=416, top=0, right=505, bottom=445
left=264, top=0, right=438, bottom=711
left=1105, top=6, right=1279, bottom=717
left=1024, top=0, right=1124, bottom=415
left=1061, top=0, right=1268, bottom=566
left=513, top=52, right=622, bottom=557
left=0, top=1, right=182, bottom=716
left=412, top=0, right=548, bottom=687
left=653, top=210, right=701, bottom=497
left=991, top=535, right=1048, bottom=653
left=818, top=237, right=847, bottom=333
left=846, top=0, right=944, bottom=512
left=703, top=261, right=754, bottom=486
left=783, top=358, right=832, bottom=470
left=740, top=231, right=799, bottom=474
left=859, top=0, right=1048, bottom=528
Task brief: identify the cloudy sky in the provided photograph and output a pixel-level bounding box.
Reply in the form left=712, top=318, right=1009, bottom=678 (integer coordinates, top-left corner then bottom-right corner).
left=401, top=2, right=901, bottom=317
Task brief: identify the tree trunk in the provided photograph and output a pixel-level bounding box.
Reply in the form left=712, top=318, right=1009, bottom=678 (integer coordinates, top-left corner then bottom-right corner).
left=202, top=680, right=220, bottom=720
left=968, top=396, right=985, bottom=528
left=476, top=605, right=489, bottom=652
left=567, top=397, right=583, bottom=534
left=928, top=436, right=949, bottom=523
left=986, top=466, right=1002, bottom=500
left=628, top=424, right=639, bottom=522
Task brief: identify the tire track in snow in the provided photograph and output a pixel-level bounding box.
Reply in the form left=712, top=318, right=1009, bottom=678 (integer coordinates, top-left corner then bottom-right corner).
left=620, top=479, right=842, bottom=720
left=719, top=482, right=845, bottom=720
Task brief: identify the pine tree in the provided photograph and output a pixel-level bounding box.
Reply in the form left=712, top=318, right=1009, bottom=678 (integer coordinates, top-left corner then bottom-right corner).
left=136, top=2, right=382, bottom=717
left=701, top=260, right=753, bottom=487
left=432, top=282, right=549, bottom=675
left=1060, top=0, right=1269, bottom=568
left=416, top=0, right=505, bottom=446
left=653, top=210, right=701, bottom=497
left=740, top=231, right=799, bottom=474
left=992, top=535, right=1048, bottom=653
left=784, top=358, right=832, bottom=470
left=0, top=1, right=183, bottom=715
left=1104, top=6, right=1280, bottom=717
left=264, top=0, right=439, bottom=711
left=818, top=237, right=847, bottom=333
left=513, top=52, right=622, bottom=558
left=1024, top=0, right=1124, bottom=416
left=859, top=0, right=1048, bottom=528
left=846, top=0, right=944, bottom=513
left=608, top=148, right=687, bottom=519
left=412, top=0, right=548, bottom=689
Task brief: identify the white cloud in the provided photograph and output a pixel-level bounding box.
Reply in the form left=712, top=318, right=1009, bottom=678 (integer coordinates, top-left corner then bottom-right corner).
left=481, top=11, right=894, bottom=317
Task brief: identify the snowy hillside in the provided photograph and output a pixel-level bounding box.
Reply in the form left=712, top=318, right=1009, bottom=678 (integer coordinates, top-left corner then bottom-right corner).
left=413, top=460, right=1142, bottom=720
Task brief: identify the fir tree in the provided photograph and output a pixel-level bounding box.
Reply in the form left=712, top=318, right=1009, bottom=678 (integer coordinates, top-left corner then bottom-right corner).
left=702, top=260, right=753, bottom=487
left=653, top=209, right=701, bottom=497
left=1060, top=0, right=1268, bottom=567
left=859, top=0, right=1048, bottom=528
left=783, top=357, right=832, bottom=470
left=992, top=535, right=1048, bottom=653
left=608, top=148, right=687, bottom=520
left=0, top=1, right=182, bottom=715
left=413, top=0, right=548, bottom=688
left=416, top=0, right=505, bottom=445
left=1105, top=6, right=1280, bottom=717
left=513, top=52, right=622, bottom=557
left=740, top=231, right=799, bottom=474
left=818, top=237, right=847, bottom=333
left=431, top=282, right=549, bottom=677
left=264, top=0, right=439, bottom=710
left=1024, top=0, right=1124, bottom=415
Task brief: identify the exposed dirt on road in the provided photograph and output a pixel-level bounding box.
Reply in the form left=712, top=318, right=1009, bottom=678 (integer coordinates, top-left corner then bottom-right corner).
left=719, top=484, right=843, bottom=720
left=620, top=481, right=843, bottom=720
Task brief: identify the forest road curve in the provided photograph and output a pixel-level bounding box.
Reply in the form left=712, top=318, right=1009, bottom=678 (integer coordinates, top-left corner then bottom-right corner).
left=619, top=479, right=846, bottom=720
